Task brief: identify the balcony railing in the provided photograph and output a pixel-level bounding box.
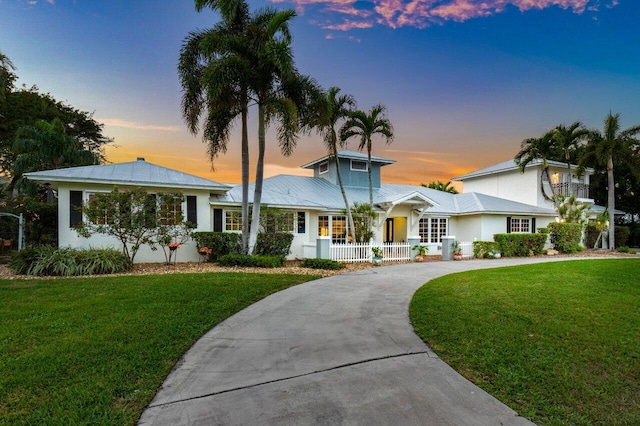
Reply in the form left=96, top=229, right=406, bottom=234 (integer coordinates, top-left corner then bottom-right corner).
left=551, top=183, right=590, bottom=198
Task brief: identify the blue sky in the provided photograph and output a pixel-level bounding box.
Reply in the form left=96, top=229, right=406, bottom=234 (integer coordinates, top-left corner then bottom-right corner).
left=1, top=0, right=638, bottom=186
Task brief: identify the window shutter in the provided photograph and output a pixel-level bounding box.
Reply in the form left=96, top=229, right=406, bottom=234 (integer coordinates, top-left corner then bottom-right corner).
left=531, top=218, right=536, bottom=233
left=506, top=217, right=511, bottom=234
left=297, top=211, right=305, bottom=234
left=70, top=191, right=83, bottom=227
left=186, top=196, right=197, bottom=225
left=213, top=208, right=223, bottom=232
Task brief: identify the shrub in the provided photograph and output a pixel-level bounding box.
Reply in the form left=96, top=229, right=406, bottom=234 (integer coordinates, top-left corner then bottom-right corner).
left=584, top=224, right=600, bottom=249
left=302, top=258, right=343, bottom=270
left=548, top=222, right=582, bottom=253
left=192, top=232, right=242, bottom=261
left=217, top=254, right=284, bottom=268
left=472, top=241, right=501, bottom=259
left=493, top=233, right=547, bottom=257
left=255, top=232, right=294, bottom=257
left=615, top=226, right=630, bottom=248
left=8, top=247, right=131, bottom=276
left=617, top=246, right=630, bottom=253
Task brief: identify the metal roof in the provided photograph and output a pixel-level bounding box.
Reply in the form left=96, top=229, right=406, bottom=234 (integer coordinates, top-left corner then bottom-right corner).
left=301, top=150, right=395, bottom=169
left=452, top=158, right=593, bottom=181
left=24, top=158, right=231, bottom=192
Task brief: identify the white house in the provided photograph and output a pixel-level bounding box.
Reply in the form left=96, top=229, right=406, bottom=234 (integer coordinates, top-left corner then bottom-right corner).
left=26, top=151, right=558, bottom=263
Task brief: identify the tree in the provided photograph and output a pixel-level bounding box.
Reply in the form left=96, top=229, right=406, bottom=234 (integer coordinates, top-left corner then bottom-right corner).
left=311, top=87, right=357, bottom=242
left=580, top=112, right=640, bottom=251
left=341, top=104, right=394, bottom=207
left=550, top=122, right=589, bottom=196
left=422, top=180, right=458, bottom=194
left=349, top=202, right=375, bottom=243
left=12, top=118, right=99, bottom=193
left=514, top=131, right=556, bottom=202
left=0, top=50, right=16, bottom=104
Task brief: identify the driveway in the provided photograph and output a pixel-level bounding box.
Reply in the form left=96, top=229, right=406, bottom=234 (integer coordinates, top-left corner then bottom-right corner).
left=139, top=257, right=571, bottom=425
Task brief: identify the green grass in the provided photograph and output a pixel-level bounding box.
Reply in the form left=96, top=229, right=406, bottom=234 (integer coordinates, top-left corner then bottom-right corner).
left=0, top=272, right=319, bottom=425
left=410, top=259, right=640, bottom=426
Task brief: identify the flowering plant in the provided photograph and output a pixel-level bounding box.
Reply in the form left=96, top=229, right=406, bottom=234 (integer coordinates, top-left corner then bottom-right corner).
left=167, top=242, right=180, bottom=250
left=199, top=246, right=212, bottom=255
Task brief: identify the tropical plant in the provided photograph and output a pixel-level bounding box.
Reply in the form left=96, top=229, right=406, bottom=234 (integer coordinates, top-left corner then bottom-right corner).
left=515, top=131, right=556, bottom=202
left=0, top=50, right=16, bottom=103
left=451, top=240, right=462, bottom=256
left=422, top=180, right=458, bottom=194
left=11, top=118, right=99, bottom=193
left=341, top=104, right=394, bottom=207
left=312, top=87, right=357, bottom=242
left=349, top=202, right=375, bottom=243
left=412, top=244, right=429, bottom=255
left=371, top=246, right=383, bottom=258
left=556, top=194, right=590, bottom=224
left=550, top=122, right=589, bottom=195
left=580, top=112, right=640, bottom=250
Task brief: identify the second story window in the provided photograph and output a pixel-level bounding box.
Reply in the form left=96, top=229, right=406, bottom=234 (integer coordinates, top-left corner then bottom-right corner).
left=319, top=161, right=328, bottom=174
left=351, top=160, right=368, bottom=171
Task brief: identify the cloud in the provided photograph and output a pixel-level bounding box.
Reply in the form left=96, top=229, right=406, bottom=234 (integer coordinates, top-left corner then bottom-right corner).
left=98, top=118, right=181, bottom=132
left=275, top=0, right=618, bottom=31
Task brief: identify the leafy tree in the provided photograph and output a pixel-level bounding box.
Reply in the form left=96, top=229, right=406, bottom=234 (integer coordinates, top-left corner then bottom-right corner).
left=515, top=131, right=556, bottom=202
left=11, top=118, right=98, bottom=193
left=422, top=180, right=458, bottom=194
left=311, top=87, right=357, bottom=242
left=0, top=50, right=16, bottom=104
left=341, top=104, right=394, bottom=207
left=580, top=112, right=640, bottom=250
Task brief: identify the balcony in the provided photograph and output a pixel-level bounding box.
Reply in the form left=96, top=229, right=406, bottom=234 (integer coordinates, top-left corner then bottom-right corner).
left=552, top=183, right=590, bottom=199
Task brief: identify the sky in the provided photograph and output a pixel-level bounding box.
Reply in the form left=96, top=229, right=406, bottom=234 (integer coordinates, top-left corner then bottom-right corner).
left=1, top=0, right=639, bottom=188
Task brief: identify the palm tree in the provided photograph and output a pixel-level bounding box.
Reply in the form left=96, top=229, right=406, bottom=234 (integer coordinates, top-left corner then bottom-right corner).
left=340, top=104, right=394, bottom=207
left=550, top=122, right=589, bottom=196
left=179, top=0, right=252, bottom=252
left=580, top=112, right=640, bottom=251
left=12, top=118, right=98, bottom=193
left=311, top=87, right=357, bottom=242
left=514, top=131, right=557, bottom=202
left=0, top=50, right=15, bottom=102
left=422, top=180, right=458, bottom=194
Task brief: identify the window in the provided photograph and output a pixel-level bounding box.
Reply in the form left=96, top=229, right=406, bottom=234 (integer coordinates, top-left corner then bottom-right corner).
left=159, top=195, right=183, bottom=225
left=510, top=218, right=531, bottom=233
left=418, top=217, right=449, bottom=243
left=70, top=190, right=83, bottom=227
left=225, top=210, right=242, bottom=231
left=297, top=211, right=306, bottom=234
left=319, top=161, right=328, bottom=174
left=318, top=215, right=329, bottom=237
left=186, top=196, right=197, bottom=225
left=351, top=160, right=368, bottom=171
left=317, top=215, right=348, bottom=243
left=87, top=192, right=112, bottom=225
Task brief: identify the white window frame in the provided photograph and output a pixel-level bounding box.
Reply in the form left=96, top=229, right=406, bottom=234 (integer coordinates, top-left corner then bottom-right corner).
left=510, top=218, right=531, bottom=233
left=224, top=210, right=243, bottom=232
left=85, top=191, right=111, bottom=225
left=319, top=161, right=329, bottom=174
left=350, top=160, right=368, bottom=172
left=418, top=217, right=449, bottom=243
left=317, top=214, right=348, bottom=243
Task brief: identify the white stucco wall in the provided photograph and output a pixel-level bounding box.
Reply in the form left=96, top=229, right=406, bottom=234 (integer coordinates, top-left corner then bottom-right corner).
left=462, top=168, right=541, bottom=207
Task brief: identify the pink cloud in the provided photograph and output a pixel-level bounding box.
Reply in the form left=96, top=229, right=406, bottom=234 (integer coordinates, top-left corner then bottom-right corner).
left=274, top=0, right=619, bottom=31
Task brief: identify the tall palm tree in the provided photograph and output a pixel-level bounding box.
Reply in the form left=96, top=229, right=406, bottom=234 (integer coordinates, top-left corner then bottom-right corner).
left=0, top=50, right=15, bottom=102
left=550, top=122, right=589, bottom=196
left=340, top=104, right=394, bottom=207
left=515, top=131, right=557, bottom=202
left=179, top=0, right=252, bottom=252
left=422, top=180, right=459, bottom=194
left=311, top=87, right=357, bottom=242
left=12, top=118, right=98, bottom=193
left=580, top=112, right=640, bottom=251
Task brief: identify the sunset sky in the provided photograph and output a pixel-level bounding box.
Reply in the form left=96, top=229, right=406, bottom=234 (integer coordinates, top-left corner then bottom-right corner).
left=1, top=0, right=638, bottom=187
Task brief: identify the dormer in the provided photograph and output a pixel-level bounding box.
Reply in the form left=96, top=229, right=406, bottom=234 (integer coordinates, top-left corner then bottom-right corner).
left=301, top=150, right=395, bottom=189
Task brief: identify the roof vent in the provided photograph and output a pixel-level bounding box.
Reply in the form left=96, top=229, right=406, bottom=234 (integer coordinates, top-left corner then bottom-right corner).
left=137, top=157, right=145, bottom=161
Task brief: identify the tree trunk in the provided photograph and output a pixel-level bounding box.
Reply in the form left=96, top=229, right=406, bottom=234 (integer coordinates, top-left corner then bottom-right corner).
left=333, top=144, right=356, bottom=243
left=541, top=167, right=555, bottom=203
left=248, top=103, right=265, bottom=255
left=566, top=149, right=573, bottom=197
left=241, top=96, right=250, bottom=254
left=607, top=154, right=615, bottom=251
left=367, top=142, right=373, bottom=207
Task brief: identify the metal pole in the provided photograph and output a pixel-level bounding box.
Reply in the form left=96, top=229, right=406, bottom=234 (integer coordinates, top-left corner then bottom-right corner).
left=18, top=213, right=23, bottom=251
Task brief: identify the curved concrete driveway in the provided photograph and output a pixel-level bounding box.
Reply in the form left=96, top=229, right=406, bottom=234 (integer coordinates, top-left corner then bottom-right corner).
left=140, top=257, right=572, bottom=425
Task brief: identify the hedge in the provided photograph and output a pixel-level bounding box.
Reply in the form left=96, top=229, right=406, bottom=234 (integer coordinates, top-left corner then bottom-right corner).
left=472, top=241, right=501, bottom=259
left=493, top=233, right=547, bottom=257
left=192, top=232, right=242, bottom=261
left=255, top=232, right=294, bottom=257
left=217, top=254, right=284, bottom=268
left=302, top=258, right=343, bottom=270
left=615, top=226, right=630, bottom=248
left=548, top=222, right=582, bottom=253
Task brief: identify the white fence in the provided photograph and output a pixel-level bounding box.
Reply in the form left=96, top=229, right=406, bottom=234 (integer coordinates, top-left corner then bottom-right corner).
left=459, top=241, right=474, bottom=259
left=330, top=242, right=412, bottom=263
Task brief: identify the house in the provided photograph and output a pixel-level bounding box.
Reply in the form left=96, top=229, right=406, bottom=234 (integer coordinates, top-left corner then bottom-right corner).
left=25, top=151, right=559, bottom=263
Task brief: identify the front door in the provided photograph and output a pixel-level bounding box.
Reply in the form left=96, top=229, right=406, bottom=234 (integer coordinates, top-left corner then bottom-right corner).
left=385, top=218, right=394, bottom=243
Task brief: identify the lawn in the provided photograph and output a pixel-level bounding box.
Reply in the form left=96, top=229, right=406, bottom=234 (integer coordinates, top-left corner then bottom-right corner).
left=410, top=259, right=640, bottom=426
left=0, top=272, right=319, bottom=425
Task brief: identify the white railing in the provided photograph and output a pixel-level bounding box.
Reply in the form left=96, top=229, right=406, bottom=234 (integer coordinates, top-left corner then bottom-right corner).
left=330, top=242, right=412, bottom=263
left=459, top=241, right=474, bottom=259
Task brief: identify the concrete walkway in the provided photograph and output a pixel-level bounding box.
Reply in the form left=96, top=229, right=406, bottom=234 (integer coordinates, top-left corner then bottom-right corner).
left=139, top=257, right=573, bottom=425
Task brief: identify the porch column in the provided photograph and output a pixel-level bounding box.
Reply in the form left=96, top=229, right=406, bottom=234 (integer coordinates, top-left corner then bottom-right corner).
left=442, top=236, right=455, bottom=261
left=316, top=236, right=331, bottom=260
left=408, top=236, right=420, bottom=257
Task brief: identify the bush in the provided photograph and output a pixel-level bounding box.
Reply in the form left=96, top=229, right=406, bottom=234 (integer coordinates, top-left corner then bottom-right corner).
left=617, top=245, right=630, bottom=253
left=615, top=226, right=630, bottom=248
left=584, top=224, right=600, bottom=249
left=192, top=232, right=242, bottom=261
left=255, top=232, right=294, bottom=257
left=548, top=222, right=582, bottom=253
left=472, top=241, right=501, bottom=258
left=302, top=258, right=343, bottom=270
left=8, top=246, right=131, bottom=276
left=217, top=254, right=284, bottom=268
left=493, top=233, right=547, bottom=257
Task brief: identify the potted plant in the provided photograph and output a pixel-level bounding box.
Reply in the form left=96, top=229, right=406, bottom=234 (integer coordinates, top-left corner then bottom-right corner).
left=371, top=246, right=383, bottom=266
left=451, top=240, right=463, bottom=260
left=412, top=244, right=429, bottom=262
